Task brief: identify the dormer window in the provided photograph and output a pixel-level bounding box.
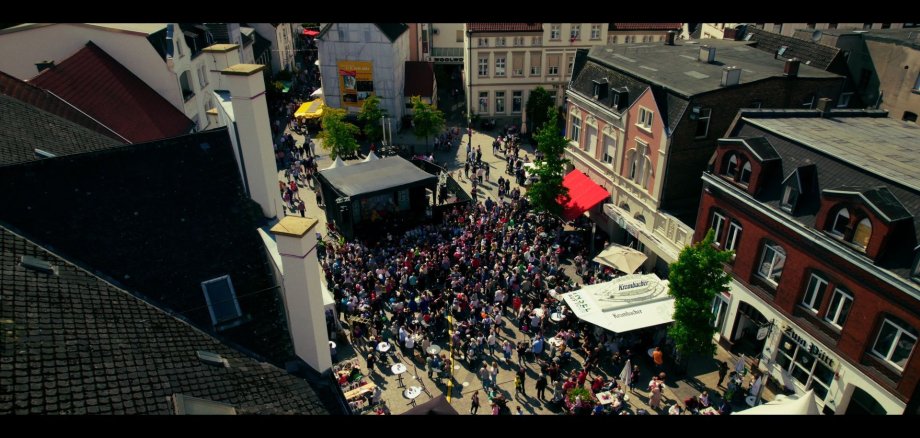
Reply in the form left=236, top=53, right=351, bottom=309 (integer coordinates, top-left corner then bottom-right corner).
left=781, top=185, right=799, bottom=212
left=852, top=217, right=872, bottom=250
left=725, top=154, right=738, bottom=178
left=830, top=208, right=850, bottom=237
left=739, top=162, right=752, bottom=185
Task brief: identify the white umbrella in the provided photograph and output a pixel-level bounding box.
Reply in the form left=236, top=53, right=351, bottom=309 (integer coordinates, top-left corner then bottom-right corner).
left=734, top=354, right=746, bottom=374
left=324, top=156, right=345, bottom=170
left=363, top=150, right=379, bottom=162
left=749, top=375, right=763, bottom=402
left=619, top=359, right=632, bottom=388
left=735, top=389, right=820, bottom=415
left=593, top=243, right=648, bottom=274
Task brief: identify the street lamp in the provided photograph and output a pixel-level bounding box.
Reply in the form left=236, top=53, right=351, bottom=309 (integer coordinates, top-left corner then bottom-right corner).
left=466, top=27, right=473, bottom=146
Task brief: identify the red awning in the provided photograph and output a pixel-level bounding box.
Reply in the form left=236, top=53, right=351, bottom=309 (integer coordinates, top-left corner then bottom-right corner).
left=558, top=170, right=610, bottom=221
left=303, top=29, right=319, bottom=37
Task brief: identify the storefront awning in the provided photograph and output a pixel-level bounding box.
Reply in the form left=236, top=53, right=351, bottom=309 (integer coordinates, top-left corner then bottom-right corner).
left=303, top=29, right=319, bottom=37
left=294, top=98, right=324, bottom=120
left=559, top=170, right=610, bottom=222
left=561, top=273, right=674, bottom=333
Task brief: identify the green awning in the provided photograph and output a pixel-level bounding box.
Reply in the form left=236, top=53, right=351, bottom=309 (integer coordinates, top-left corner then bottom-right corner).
left=281, top=81, right=292, bottom=93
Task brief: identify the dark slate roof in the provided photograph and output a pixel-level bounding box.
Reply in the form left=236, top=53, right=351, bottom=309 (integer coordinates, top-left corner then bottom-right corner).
left=179, top=23, right=214, bottom=56
left=729, top=111, right=920, bottom=277
left=468, top=23, right=543, bottom=33
left=319, top=156, right=437, bottom=198
left=719, top=136, right=781, bottom=162
left=570, top=59, right=650, bottom=112
left=586, top=39, right=840, bottom=98
left=404, top=61, right=435, bottom=97
left=747, top=28, right=842, bottom=71
left=375, top=23, right=409, bottom=42
left=205, top=23, right=230, bottom=44
left=253, top=30, right=272, bottom=63
left=0, top=129, right=294, bottom=365
left=0, top=95, right=124, bottom=166
left=0, top=226, right=331, bottom=415
left=28, top=42, right=193, bottom=143
left=609, top=23, right=681, bottom=31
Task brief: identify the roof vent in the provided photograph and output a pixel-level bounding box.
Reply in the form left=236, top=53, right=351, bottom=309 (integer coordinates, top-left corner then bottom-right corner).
left=196, top=350, right=230, bottom=368
left=784, top=58, right=801, bottom=77
left=721, top=66, right=742, bottom=87
left=699, top=45, right=716, bottom=63
left=20, top=255, right=55, bottom=274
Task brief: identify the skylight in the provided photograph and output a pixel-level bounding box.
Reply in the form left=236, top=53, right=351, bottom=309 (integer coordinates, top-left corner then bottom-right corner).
left=201, top=275, right=243, bottom=330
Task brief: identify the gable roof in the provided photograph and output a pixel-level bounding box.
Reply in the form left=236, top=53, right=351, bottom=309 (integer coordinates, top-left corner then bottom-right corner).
left=318, top=156, right=437, bottom=198
left=718, top=136, right=781, bottom=162
left=609, top=23, right=681, bottom=31
left=0, top=94, right=124, bottom=166
left=0, top=226, right=332, bottom=415
left=29, top=42, right=193, bottom=143
left=747, top=28, right=843, bottom=71
left=0, top=70, right=126, bottom=143
left=404, top=61, right=435, bottom=97
left=0, top=129, right=294, bottom=365
left=823, top=186, right=913, bottom=224
left=467, top=23, right=543, bottom=33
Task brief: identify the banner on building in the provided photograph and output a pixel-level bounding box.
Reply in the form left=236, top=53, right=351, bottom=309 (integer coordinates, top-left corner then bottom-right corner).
left=338, top=60, right=374, bottom=108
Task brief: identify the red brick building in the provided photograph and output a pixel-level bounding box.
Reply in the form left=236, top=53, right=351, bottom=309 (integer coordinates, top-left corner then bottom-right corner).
left=696, top=106, right=920, bottom=414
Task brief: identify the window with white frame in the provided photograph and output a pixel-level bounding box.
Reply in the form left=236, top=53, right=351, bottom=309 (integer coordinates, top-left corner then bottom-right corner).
left=512, top=91, right=522, bottom=113
left=824, top=288, right=853, bottom=328
left=710, top=211, right=726, bottom=246
left=775, top=333, right=834, bottom=400
left=725, top=220, right=742, bottom=252
left=781, top=185, right=799, bottom=212
left=478, top=38, right=489, bottom=47
left=711, top=295, right=730, bottom=332
left=571, top=116, right=581, bottom=143
left=602, top=135, right=616, bottom=166
left=532, top=36, right=542, bottom=46
left=725, top=154, right=739, bottom=178
left=852, top=217, right=872, bottom=250
left=496, top=37, right=506, bottom=47
left=871, top=317, right=917, bottom=371
left=550, top=24, right=561, bottom=40
left=591, top=24, right=601, bottom=40
left=570, top=24, right=581, bottom=40
left=758, top=242, right=786, bottom=285
left=495, top=91, right=505, bottom=113
left=513, top=36, right=523, bottom=46
left=567, top=56, right=575, bottom=75
left=479, top=91, right=489, bottom=113
left=830, top=208, right=850, bottom=237
left=610, top=35, right=618, bottom=44
left=739, top=161, right=752, bottom=185
left=495, top=55, right=506, bottom=76
left=802, top=94, right=815, bottom=108
left=837, top=92, right=853, bottom=107
left=637, top=107, right=653, bottom=130
left=547, top=54, right=560, bottom=76
left=695, top=108, right=712, bottom=138
left=801, top=273, right=828, bottom=313
left=478, top=57, right=489, bottom=76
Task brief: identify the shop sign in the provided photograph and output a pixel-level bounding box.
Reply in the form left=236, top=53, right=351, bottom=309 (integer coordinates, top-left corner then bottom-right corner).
left=783, top=325, right=835, bottom=368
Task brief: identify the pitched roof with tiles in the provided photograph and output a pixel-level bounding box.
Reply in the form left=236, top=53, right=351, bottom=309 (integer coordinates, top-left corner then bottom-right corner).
left=28, top=42, right=193, bottom=143
left=0, top=70, right=127, bottom=144
left=0, top=94, right=124, bottom=166
left=747, top=28, right=843, bottom=71
left=404, top=61, right=435, bottom=97
left=0, top=129, right=294, bottom=365
left=609, top=23, right=681, bottom=31
left=0, top=226, right=332, bottom=415
left=467, top=23, right=543, bottom=33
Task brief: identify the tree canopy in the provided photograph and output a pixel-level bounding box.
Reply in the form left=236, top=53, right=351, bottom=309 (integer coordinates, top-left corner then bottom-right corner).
left=525, top=86, right=555, bottom=136
left=318, top=106, right=360, bottom=160
left=667, top=228, right=733, bottom=361
left=411, top=96, right=445, bottom=147
left=526, top=107, right=570, bottom=216
left=357, top=95, right=386, bottom=144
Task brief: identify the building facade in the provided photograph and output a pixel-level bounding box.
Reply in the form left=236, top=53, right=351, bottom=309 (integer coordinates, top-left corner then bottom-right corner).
left=697, top=108, right=920, bottom=414
left=565, top=38, right=844, bottom=276
left=250, top=23, right=298, bottom=75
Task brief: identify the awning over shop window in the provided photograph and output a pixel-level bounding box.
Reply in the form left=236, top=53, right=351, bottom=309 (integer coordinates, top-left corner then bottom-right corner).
left=561, top=273, right=674, bottom=334
left=303, top=29, right=319, bottom=37
left=281, top=80, right=292, bottom=93
left=558, top=170, right=610, bottom=222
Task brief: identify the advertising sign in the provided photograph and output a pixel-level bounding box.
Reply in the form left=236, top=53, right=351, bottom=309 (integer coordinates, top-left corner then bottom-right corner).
left=338, top=60, right=374, bottom=108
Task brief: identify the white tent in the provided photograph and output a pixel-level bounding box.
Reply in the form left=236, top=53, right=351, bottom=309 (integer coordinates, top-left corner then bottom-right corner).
left=734, top=389, right=821, bottom=415
left=561, top=273, right=673, bottom=334
left=363, top=150, right=380, bottom=162
left=324, top=156, right=346, bottom=170
left=310, top=87, right=323, bottom=99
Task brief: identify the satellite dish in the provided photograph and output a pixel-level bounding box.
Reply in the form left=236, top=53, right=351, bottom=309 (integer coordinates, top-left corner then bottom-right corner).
left=811, top=30, right=823, bottom=42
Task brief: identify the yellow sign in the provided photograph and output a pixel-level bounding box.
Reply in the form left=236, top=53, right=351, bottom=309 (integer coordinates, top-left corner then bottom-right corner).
left=337, top=60, right=374, bottom=108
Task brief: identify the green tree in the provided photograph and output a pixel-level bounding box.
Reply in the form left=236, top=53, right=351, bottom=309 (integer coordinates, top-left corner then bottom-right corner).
left=357, top=95, right=386, bottom=144
left=526, top=107, right=570, bottom=216
left=410, top=96, right=445, bottom=148
left=318, top=106, right=360, bottom=160
left=667, top=229, right=733, bottom=368
left=525, top=86, right=554, bottom=136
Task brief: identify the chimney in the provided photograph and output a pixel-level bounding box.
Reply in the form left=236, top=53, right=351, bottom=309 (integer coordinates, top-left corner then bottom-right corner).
left=816, top=97, right=833, bottom=116
left=721, top=66, right=742, bottom=87
left=204, top=44, right=241, bottom=89
left=220, top=64, right=279, bottom=218
left=270, top=216, right=332, bottom=374
left=699, top=45, right=716, bottom=63
left=35, top=60, right=55, bottom=73
left=784, top=58, right=800, bottom=77
left=665, top=30, right=676, bottom=46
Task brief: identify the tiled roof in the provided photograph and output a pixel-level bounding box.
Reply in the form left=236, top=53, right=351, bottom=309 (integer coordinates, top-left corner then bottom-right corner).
left=0, top=70, right=126, bottom=143
left=609, top=23, right=681, bottom=31
left=404, top=61, right=435, bottom=97
left=467, top=23, right=543, bottom=33
left=570, top=59, right=650, bottom=112
left=0, top=94, right=123, bottom=166
left=29, top=42, right=193, bottom=143
left=0, top=129, right=294, bottom=365
left=747, top=28, right=843, bottom=71
left=0, top=226, right=331, bottom=415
